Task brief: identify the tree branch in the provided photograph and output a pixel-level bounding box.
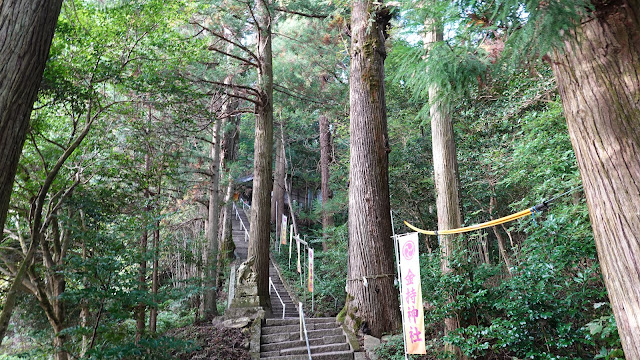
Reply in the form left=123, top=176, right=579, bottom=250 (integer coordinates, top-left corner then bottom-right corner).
left=190, top=19, right=260, bottom=65
left=273, top=84, right=326, bottom=105
left=207, top=45, right=258, bottom=68
left=274, top=6, right=328, bottom=19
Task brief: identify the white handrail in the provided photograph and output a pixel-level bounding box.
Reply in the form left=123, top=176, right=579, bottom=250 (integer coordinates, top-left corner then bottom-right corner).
left=241, top=198, right=250, bottom=210
left=269, top=277, right=286, bottom=319
left=299, top=302, right=312, bottom=359
left=293, top=234, right=308, bottom=246
left=233, top=202, right=250, bottom=242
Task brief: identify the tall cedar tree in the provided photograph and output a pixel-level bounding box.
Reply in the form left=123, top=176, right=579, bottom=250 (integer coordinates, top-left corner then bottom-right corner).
left=319, top=114, right=334, bottom=250
left=247, top=0, right=275, bottom=304
left=425, top=21, right=465, bottom=358
left=204, top=101, right=223, bottom=320
left=0, top=0, right=64, bottom=343
left=549, top=2, right=640, bottom=356
left=271, top=123, right=286, bottom=237
left=344, top=0, right=401, bottom=338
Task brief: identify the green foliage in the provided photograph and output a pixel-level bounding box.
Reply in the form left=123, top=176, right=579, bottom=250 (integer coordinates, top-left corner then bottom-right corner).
left=271, top=223, right=348, bottom=316
left=373, top=335, right=409, bottom=360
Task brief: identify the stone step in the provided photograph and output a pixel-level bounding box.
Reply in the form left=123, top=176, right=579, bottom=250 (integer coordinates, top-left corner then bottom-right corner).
left=265, top=317, right=335, bottom=326
left=271, top=314, right=301, bottom=320
left=269, top=284, right=292, bottom=290
left=270, top=308, right=298, bottom=314
left=260, top=344, right=353, bottom=360
left=261, top=327, right=343, bottom=344
left=270, top=311, right=299, bottom=317
left=282, top=342, right=350, bottom=356
left=261, top=334, right=347, bottom=353
left=261, top=342, right=350, bottom=358
left=271, top=302, right=296, bottom=308
left=260, top=349, right=354, bottom=359
left=261, top=321, right=339, bottom=335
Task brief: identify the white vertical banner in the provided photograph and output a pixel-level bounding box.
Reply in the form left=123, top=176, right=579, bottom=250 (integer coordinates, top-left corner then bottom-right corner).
left=281, top=215, right=288, bottom=245
left=308, top=248, right=314, bottom=293
left=296, top=236, right=301, bottom=273
left=289, top=224, right=293, bottom=264
left=397, top=232, right=426, bottom=354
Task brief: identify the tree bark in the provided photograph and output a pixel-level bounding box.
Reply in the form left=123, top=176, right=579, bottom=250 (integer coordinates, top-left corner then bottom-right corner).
left=319, top=114, right=334, bottom=250
left=204, top=111, right=222, bottom=320
left=425, top=21, right=465, bottom=358
left=550, top=5, right=640, bottom=357
left=52, top=324, right=68, bottom=360
left=217, top=35, right=241, bottom=276
left=218, top=113, right=239, bottom=270
left=271, top=123, right=286, bottom=238
left=247, top=0, right=274, bottom=305
left=0, top=0, right=63, bottom=236
left=343, top=0, right=401, bottom=338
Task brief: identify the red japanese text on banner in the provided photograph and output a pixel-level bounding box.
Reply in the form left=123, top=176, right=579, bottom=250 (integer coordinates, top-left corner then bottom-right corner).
left=308, top=248, right=314, bottom=292
left=281, top=215, right=288, bottom=245
left=398, top=232, right=426, bottom=354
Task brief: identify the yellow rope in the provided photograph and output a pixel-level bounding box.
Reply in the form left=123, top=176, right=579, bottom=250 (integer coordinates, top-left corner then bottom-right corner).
left=404, top=208, right=534, bottom=235
left=403, top=186, right=585, bottom=236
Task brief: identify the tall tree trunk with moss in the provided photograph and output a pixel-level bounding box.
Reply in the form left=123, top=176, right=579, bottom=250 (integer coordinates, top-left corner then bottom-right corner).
left=247, top=0, right=274, bottom=305
left=319, top=114, right=334, bottom=250
left=218, top=114, right=239, bottom=270
left=425, top=21, right=465, bottom=358
left=343, top=0, right=401, bottom=338
left=550, top=4, right=640, bottom=357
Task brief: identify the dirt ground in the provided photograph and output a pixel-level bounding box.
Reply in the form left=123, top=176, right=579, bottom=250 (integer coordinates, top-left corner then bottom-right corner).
left=168, top=322, right=251, bottom=360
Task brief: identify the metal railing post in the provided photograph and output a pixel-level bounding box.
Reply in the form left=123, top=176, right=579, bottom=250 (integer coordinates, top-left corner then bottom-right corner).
left=269, top=277, right=286, bottom=319
left=299, top=302, right=312, bottom=359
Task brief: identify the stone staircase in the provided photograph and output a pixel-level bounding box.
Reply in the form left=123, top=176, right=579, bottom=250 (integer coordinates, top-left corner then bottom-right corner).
left=231, top=204, right=355, bottom=359
left=268, top=264, right=299, bottom=318
left=260, top=317, right=353, bottom=359
left=232, top=204, right=250, bottom=261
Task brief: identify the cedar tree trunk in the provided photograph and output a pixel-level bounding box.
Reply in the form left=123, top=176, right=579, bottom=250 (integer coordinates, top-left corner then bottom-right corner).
left=218, top=114, right=239, bottom=267
left=425, top=21, right=465, bottom=358
left=550, top=4, right=640, bottom=357
left=0, top=0, right=63, bottom=235
left=204, top=113, right=222, bottom=320
left=343, top=0, right=401, bottom=338
left=319, top=114, right=334, bottom=250
left=247, top=0, right=274, bottom=305
left=271, top=124, right=286, bottom=237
